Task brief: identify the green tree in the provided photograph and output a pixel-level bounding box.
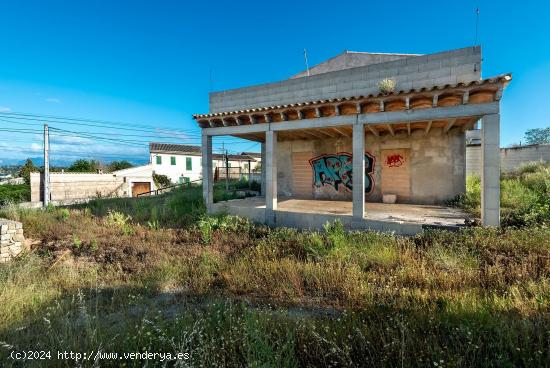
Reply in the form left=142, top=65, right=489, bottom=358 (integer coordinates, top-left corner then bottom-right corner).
left=153, top=174, right=171, bottom=188
left=67, top=159, right=100, bottom=173
left=18, top=158, right=39, bottom=185
left=524, top=127, right=550, bottom=145
left=108, top=160, right=133, bottom=172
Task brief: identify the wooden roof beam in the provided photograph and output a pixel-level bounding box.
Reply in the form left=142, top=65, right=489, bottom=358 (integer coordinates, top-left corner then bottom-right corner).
left=367, top=125, right=379, bottom=137
left=301, top=130, right=325, bottom=139
left=444, top=119, right=456, bottom=134
left=407, top=122, right=411, bottom=136
left=318, top=129, right=337, bottom=138
left=386, top=124, right=395, bottom=136
left=332, top=127, right=349, bottom=137
left=425, top=120, right=433, bottom=135
left=462, top=118, right=479, bottom=132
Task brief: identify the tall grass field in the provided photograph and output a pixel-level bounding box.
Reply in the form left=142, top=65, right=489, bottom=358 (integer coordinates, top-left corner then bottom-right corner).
left=0, top=167, right=548, bottom=367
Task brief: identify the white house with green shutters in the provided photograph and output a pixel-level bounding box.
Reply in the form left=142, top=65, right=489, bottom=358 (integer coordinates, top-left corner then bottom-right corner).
left=149, top=143, right=260, bottom=185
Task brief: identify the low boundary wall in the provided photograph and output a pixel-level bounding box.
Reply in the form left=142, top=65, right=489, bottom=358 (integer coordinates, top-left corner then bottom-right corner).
left=0, top=219, right=25, bottom=262
left=466, top=144, right=550, bottom=175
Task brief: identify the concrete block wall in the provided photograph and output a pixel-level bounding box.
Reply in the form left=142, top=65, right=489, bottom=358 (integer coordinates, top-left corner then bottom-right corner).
left=277, top=127, right=466, bottom=205
left=0, top=219, right=24, bottom=262
left=466, top=144, right=550, bottom=176
left=210, top=46, right=481, bottom=113
left=290, top=52, right=416, bottom=79
left=31, top=172, right=127, bottom=203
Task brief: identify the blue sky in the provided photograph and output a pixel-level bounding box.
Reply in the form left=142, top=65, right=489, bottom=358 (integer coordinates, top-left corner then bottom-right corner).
left=0, top=0, right=549, bottom=165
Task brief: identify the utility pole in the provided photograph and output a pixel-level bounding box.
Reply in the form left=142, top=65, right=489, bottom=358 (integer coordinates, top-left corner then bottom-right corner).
left=43, top=124, right=50, bottom=208
left=304, top=49, right=310, bottom=76
left=225, top=150, right=229, bottom=191
left=221, top=141, right=229, bottom=191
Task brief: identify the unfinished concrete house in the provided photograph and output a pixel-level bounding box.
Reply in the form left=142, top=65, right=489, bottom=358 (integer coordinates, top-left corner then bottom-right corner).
left=193, top=46, right=511, bottom=234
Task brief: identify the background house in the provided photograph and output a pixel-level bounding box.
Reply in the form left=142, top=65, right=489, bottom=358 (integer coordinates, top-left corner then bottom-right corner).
left=149, top=143, right=260, bottom=184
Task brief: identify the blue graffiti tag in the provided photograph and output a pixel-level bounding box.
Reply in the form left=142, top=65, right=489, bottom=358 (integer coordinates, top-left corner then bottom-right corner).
left=309, top=152, right=375, bottom=194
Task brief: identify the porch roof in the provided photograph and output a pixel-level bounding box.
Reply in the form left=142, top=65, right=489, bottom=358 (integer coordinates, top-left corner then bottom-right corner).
left=193, top=74, right=511, bottom=142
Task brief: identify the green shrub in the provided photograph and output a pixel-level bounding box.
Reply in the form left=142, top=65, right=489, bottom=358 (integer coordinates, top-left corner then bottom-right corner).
left=104, top=210, right=131, bottom=228
left=501, top=179, right=538, bottom=210
left=378, top=78, right=397, bottom=94
left=153, top=173, right=171, bottom=189
left=323, top=219, right=347, bottom=249
left=453, top=165, right=550, bottom=226
left=197, top=214, right=252, bottom=244
left=0, top=184, right=30, bottom=206
left=57, top=208, right=70, bottom=221
left=250, top=180, right=261, bottom=192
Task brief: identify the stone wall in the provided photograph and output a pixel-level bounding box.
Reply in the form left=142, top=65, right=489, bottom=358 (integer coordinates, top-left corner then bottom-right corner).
left=210, top=46, right=481, bottom=113
left=466, top=144, right=550, bottom=175
left=0, top=219, right=24, bottom=262
left=276, top=127, right=466, bottom=205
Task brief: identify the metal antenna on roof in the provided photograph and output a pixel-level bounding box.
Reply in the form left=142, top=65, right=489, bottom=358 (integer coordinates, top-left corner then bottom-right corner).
left=304, top=49, right=310, bottom=77
left=474, top=7, right=480, bottom=46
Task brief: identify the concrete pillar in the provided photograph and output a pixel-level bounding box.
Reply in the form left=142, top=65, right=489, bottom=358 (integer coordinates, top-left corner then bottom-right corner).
left=481, top=114, right=500, bottom=226
left=352, top=124, right=365, bottom=221
left=261, top=142, right=266, bottom=197
left=265, top=131, right=277, bottom=225
left=202, top=134, right=213, bottom=209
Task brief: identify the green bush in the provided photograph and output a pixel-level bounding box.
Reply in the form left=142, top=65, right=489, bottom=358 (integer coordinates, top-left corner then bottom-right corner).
left=452, top=163, right=550, bottom=226
left=250, top=180, right=261, bottom=192
left=153, top=173, right=171, bottom=189
left=0, top=184, right=30, bottom=206
left=197, top=214, right=252, bottom=243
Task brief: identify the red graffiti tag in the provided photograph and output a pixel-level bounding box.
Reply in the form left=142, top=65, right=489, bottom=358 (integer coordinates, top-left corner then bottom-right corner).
left=386, top=154, right=405, bottom=168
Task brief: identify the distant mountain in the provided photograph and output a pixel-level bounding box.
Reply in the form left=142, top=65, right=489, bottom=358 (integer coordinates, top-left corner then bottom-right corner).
left=0, top=156, right=148, bottom=168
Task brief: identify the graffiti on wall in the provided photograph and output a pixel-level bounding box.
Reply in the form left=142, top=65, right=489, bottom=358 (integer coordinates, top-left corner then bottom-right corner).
left=385, top=154, right=405, bottom=168
left=309, top=152, right=375, bottom=194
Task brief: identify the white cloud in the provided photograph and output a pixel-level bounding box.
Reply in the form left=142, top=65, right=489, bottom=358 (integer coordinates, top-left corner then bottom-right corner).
left=45, top=98, right=61, bottom=104
left=154, top=128, right=191, bottom=139
left=0, top=106, right=11, bottom=112
left=50, top=135, right=93, bottom=145
left=30, top=143, right=42, bottom=151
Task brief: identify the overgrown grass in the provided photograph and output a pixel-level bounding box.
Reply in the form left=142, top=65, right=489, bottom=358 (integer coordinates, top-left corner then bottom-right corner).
left=0, top=185, right=548, bottom=366
left=450, top=162, right=550, bottom=226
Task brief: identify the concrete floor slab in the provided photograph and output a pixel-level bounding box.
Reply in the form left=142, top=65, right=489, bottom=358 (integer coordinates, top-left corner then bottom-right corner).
left=215, top=197, right=472, bottom=227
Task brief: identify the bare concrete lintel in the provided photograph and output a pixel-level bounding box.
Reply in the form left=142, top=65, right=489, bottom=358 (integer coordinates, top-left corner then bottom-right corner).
left=202, top=102, right=499, bottom=136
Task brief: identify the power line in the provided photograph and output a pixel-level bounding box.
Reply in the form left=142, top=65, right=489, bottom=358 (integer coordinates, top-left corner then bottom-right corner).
left=0, top=113, right=201, bottom=136
left=1, top=116, right=250, bottom=145
left=0, top=117, right=199, bottom=140
left=0, top=110, right=199, bottom=134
